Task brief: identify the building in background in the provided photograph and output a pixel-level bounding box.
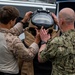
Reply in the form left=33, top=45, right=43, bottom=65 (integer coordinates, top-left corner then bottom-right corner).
left=0, top=0, right=56, bottom=4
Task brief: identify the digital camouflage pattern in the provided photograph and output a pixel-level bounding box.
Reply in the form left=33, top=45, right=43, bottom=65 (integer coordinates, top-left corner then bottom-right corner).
left=40, top=29, right=75, bottom=75
left=0, top=22, right=39, bottom=63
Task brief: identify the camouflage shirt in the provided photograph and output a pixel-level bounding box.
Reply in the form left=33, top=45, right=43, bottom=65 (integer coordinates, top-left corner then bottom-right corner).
left=40, top=29, right=75, bottom=75
left=0, top=23, right=39, bottom=74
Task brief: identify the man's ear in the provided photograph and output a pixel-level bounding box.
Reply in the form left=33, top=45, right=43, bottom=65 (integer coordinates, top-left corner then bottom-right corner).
left=60, top=18, right=64, bottom=25
left=9, top=19, right=16, bottom=27
left=62, top=18, right=66, bottom=26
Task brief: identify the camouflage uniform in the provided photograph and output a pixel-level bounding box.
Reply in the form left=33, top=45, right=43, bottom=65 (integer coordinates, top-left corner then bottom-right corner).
left=40, top=29, right=75, bottom=75
left=0, top=22, right=39, bottom=74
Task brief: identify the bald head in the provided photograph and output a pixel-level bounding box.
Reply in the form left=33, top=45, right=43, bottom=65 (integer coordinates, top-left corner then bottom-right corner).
left=59, top=8, right=75, bottom=23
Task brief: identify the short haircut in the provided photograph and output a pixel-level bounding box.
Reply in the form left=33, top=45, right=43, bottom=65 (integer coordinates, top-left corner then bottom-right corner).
left=0, top=6, right=20, bottom=24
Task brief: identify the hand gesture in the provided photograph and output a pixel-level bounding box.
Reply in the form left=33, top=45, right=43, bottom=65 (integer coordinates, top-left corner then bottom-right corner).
left=21, top=11, right=33, bottom=23
left=51, top=13, right=59, bottom=26
left=40, top=26, right=50, bottom=42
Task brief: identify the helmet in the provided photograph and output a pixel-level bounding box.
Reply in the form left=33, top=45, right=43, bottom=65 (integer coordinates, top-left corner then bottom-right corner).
left=30, top=9, right=54, bottom=29
left=25, top=9, right=55, bottom=36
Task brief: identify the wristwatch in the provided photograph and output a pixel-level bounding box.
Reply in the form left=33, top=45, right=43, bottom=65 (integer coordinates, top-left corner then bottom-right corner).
left=41, top=41, right=47, bottom=45
left=20, top=21, right=29, bottom=28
